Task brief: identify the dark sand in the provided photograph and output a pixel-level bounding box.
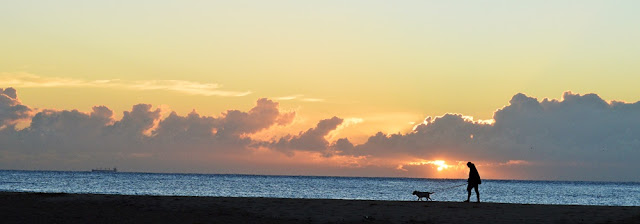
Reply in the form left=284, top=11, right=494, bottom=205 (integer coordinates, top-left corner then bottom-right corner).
left=1, top=192, right=639, bottom=224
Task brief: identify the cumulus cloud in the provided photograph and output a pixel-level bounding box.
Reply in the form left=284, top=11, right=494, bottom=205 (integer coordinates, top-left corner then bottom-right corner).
left=329, top=91, right=640, bottom=180
left=0, top=73, right=251, bottom=96
left=152, top=110, right=217, bottom=144
left=0, top=87, right=32, bottom=126
left=0, top=90, right=294, bottom=167
left=334, top=113, right=491, bottom=159
left=215, top=98, right=295, bottom=137
left=271, top=116, right=343, bottom=156
left=14, top=107, right=116, bottom=153
left=1, top=88, right=639, bottom=181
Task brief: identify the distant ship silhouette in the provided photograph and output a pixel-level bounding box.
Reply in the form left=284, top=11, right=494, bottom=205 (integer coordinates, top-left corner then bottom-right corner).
left=91, top=168, right=117, bottom=173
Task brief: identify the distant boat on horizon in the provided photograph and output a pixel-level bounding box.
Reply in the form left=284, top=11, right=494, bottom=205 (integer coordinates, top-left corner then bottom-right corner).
left=91, top=168, right=117, bottom=173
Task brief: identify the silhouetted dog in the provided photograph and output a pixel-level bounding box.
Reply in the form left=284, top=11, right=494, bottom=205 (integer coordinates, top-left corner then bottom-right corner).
left=412, top=191, right=433, bottom=201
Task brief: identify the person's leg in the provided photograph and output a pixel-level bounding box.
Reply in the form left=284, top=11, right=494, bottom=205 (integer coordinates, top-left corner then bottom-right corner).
left=474, top=185, right=480, bottom=202
left=466, top=184, right=472, bottom=202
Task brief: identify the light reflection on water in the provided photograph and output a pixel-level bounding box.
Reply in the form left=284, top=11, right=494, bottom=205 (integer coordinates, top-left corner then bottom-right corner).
left=0, top=170, right=638, bottom=206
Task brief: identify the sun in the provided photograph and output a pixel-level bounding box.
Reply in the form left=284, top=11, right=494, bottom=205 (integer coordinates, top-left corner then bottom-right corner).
left=433, top=160, right=449, bottom=171
left=404, top=159, right=452, bottom=172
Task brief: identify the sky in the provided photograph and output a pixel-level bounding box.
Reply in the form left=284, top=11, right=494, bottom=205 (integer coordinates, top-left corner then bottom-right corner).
left=1, top=1, right=640, bottom=181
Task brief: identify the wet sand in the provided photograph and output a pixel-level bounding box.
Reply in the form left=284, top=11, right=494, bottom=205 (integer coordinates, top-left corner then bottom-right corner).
left=1, top=192, right=639, bottom=224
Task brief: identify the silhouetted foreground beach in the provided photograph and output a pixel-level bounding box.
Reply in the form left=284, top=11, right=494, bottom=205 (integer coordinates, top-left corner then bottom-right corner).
left=1, top=192, right=639, bottom=224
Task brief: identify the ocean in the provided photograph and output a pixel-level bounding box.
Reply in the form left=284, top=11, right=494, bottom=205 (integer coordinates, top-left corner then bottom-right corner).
left=1, top=170, right=638, bottom=206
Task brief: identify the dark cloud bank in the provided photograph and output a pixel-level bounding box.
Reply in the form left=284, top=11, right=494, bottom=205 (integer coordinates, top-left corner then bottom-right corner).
left=1, top=87, right=639, bottom=181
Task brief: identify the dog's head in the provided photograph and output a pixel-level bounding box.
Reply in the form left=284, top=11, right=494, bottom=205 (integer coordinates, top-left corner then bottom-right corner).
left=412, top=191, right=418, bottom=195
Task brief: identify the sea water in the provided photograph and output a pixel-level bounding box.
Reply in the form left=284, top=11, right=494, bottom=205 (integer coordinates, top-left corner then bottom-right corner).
left=1, top=170, right=638, bottom=206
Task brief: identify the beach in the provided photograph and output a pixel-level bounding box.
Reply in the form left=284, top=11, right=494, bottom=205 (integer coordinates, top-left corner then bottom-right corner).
left=1, top=192, right=639, bottom=224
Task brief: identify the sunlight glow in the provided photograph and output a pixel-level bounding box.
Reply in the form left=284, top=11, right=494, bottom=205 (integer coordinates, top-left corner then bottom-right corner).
left=407, top=159, right=451, bottom=172
left=433, top=160, right=449, bottom=171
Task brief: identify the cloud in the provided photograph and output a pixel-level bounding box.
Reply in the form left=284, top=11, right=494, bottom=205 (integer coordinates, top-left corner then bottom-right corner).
left=330, top=91, right=640, bottom=180
left=151, top=110, right=217, bottom=144
left=0, top=73, right=251, bottom=97
left=109, top=104, right=162, bottom=139
left=271, top=116, right=343, bottom=156
left=0, top=87, right=32, bottom=126
left=273, top=94, right=325, bottom=102
left=1, top=88, right=639, bottom=181
left=0, top=91, right=294, bottom=165
left=300, top=98, right=325, bottom=102
left=274, top=95, right=303, bottom=101
left=215, top=98, right=295, bottom=138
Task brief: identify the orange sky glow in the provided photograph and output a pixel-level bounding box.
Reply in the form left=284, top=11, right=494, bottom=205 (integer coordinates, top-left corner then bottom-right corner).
left=2, top=1, right=640, bottom=181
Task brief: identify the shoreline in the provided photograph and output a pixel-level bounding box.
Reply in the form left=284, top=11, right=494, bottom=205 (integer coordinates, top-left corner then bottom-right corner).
left=2, top=192, right=640, bottom=223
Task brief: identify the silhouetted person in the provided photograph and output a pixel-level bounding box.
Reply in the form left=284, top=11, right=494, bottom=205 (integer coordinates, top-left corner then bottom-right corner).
left=464, top=161, right=481, bottom=203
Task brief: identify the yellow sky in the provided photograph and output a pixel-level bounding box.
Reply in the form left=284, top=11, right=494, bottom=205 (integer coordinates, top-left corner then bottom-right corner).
left=2, top=1, right=640, bottom=143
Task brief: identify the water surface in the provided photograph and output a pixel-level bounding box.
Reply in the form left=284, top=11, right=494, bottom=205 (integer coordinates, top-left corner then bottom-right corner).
left=1, top=170, right=638, bottom=206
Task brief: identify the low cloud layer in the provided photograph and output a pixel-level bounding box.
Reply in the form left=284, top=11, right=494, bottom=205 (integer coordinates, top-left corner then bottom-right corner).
left=328, top=92, right=640, bottom=180
left=1, top=87, right=638, bottom=181
left=0, top=89, right=294, bottom=172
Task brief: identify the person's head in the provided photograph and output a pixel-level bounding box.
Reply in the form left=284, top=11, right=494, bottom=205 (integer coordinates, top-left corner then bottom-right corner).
left=467, top=162, right=474, bottom=168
